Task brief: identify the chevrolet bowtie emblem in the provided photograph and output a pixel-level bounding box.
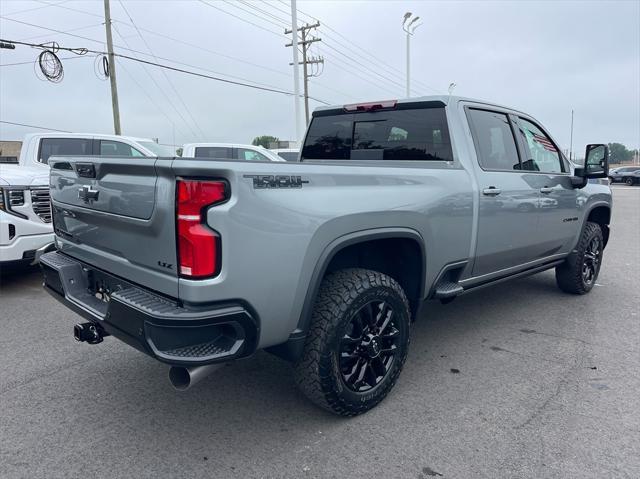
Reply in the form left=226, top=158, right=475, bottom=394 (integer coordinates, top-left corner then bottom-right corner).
left=78, top=185, right=99, bottom=203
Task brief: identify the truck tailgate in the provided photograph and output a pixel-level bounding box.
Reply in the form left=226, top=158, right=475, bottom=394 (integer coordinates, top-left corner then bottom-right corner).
left=49, top=156, right=178, bottom=297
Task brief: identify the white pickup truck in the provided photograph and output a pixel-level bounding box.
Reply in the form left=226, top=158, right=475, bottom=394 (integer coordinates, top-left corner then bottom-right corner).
left=1, top=133, right=170, bottom=266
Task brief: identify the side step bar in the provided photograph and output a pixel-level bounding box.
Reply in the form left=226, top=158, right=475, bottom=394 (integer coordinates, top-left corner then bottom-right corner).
left=433, top=281, right=464, bottom=299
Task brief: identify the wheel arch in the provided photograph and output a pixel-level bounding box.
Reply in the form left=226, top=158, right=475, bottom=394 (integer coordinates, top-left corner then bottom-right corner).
left=585, top=203, right=611, bottom=248
left=267, top=228, right=426, bottom=362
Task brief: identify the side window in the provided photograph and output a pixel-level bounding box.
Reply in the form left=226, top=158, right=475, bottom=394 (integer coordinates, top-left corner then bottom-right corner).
left=99, top=140, right=144, bottom=157
left=516, top=118, right=563, bottom=173
left=193, top=147, right=232, bottom=159
left=237, top=148, right=268, bottom=161
left=38, top=138, right=92, bottom=163
left=466, top=109, right=520, bottom=171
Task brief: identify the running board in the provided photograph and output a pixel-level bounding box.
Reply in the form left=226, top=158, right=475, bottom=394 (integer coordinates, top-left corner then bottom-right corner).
left=433, top=281, right=464, bottom=299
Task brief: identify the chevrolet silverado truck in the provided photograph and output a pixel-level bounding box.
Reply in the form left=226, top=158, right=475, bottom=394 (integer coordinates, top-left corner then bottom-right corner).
left=40, top=96, right=612, bottom=416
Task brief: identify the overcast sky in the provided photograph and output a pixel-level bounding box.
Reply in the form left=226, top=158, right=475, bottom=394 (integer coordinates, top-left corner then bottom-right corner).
left=1, top=0, right=638, bottom=154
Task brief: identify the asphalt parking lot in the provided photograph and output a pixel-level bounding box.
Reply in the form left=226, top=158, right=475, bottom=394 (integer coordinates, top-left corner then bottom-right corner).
left=1, top=186, right=638, bottom=479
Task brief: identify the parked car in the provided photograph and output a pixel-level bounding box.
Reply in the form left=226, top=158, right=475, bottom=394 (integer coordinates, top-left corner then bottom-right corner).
left=608, top=166, right=640, bottom=185
left=182, top=143, right=285, bottom=162
left=17, top=133, right=176, bottom=169
left=0, top=165, right=54, bottom=266
left=41, top=96, right=611, bottom=416
left=271, top=148, right=300, bottom=162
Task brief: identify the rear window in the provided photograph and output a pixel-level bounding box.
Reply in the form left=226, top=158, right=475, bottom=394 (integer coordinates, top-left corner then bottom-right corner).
left=301, top=106, right=453, bottom=161
left=277, top=151, right=299, bottom=161
left=39, top=138, right=92, bottom=163
left=194, top=147, right=232, bottom=159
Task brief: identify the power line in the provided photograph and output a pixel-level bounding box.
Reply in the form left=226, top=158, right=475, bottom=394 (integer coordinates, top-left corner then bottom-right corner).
left=235, top=0, right=290, bottom=27
left=111, top=23, right=193, bottom=140
left=1, top=0, right=68, bottom=17
left=0, top=120, right=71, bottom=132
left=35, top=0, right=294, bottom=79
left=0, top=54, right=93, bottom=67
left=1, top=38, right=332, bottom=104
left=116, top=0, right=206, bottom=140
left=196, top=0, right=285, bottom=38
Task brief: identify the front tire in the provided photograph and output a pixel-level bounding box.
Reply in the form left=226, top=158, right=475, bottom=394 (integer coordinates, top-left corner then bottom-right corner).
left=555, top=222, right=604, bottom=294
left=624, top=177, right=634, bottom=186
left=294, top=268, right=411, bottom=416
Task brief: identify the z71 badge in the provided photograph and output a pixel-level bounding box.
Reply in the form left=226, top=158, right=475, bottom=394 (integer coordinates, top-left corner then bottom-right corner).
left=243, top=175, right=309, bottom=189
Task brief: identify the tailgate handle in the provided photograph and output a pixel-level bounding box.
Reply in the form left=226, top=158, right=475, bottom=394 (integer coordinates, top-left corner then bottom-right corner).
left=78, top=185, right=99, bottom=202
left=76, top=163, right=96, bottom=178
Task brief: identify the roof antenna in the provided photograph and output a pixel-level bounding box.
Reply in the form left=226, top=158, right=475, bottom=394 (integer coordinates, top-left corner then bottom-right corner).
left=447, top=83, right=457, bottom=104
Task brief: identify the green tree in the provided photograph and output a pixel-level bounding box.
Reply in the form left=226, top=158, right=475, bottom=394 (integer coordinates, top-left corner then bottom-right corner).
left=607, top=142, right=632, bottom=164
left=252, top=135, right=279, bottom=148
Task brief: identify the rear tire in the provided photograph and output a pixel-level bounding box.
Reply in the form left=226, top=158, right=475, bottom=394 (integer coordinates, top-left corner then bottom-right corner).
left=294, top=268, right=411, bottom=416
left=555, top=221, right=604, bottom=294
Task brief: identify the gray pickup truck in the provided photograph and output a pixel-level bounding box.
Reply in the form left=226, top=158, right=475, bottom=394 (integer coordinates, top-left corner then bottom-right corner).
left=41, top=96, right=612, bottom=416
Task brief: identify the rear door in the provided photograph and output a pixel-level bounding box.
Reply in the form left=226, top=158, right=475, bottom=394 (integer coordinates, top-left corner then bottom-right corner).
left=49, top=156, right=178, bottom=296
left=466, top=107, right=542, bottom=277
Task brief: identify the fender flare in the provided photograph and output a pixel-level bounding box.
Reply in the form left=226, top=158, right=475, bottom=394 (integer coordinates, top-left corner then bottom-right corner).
left=296, top=227, right=426, bottom=335
left=576, top=201, right=611, bottom=251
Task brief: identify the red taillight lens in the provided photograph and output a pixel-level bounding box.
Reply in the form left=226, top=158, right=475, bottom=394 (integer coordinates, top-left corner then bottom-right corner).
left=176, top=179, right=227, bottom=278
left=343, top=100, right=397, bottom=112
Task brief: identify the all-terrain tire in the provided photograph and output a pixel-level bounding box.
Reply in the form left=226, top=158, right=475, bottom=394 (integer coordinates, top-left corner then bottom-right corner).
left=555, top=221, right=604, bottom=294
left=294, top=268, right=411, bottom=416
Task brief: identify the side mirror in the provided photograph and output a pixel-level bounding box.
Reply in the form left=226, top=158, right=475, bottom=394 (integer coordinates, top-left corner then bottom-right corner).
left=583, top=144, right=609, bottom=178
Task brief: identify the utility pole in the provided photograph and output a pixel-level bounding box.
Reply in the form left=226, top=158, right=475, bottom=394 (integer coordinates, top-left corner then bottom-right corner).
left=288, top=0, right=302, bottom=143
left=286, top=22, right=323, bottom=125
left=569, top=109, right=574, bottom=162
left=402, top=12, right=421, bottom=98
left=103, top=0, right=121, bottom=135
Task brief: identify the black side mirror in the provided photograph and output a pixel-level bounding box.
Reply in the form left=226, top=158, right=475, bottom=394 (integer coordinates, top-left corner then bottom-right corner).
left=583, top=144, right=609, bottom=178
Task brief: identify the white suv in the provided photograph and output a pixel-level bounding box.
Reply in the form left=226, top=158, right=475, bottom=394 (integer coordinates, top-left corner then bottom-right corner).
left=182, top=143, right=285, bottom=162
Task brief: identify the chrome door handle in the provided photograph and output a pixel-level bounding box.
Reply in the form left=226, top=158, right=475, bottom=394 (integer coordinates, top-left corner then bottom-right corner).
left=540, top=187, right=554, bottom=194
left=482, top=187, right=501, bottom=196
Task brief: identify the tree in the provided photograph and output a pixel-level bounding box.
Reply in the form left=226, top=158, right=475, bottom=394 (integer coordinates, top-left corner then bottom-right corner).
left=252, top=135, right=279, bottom=148
left=607, top=142, right=633, bottom=164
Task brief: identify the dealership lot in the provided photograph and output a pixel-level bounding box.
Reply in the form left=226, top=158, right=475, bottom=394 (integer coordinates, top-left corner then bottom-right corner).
left=1, top=186, right=638, bottom=479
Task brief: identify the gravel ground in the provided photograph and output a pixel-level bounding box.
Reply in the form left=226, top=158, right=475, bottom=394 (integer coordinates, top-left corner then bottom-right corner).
left=1, top=186, right=638, bottom=479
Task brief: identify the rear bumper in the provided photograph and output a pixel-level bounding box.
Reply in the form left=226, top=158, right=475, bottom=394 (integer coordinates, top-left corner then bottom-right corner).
left=40, top=251, right=259, bottom=366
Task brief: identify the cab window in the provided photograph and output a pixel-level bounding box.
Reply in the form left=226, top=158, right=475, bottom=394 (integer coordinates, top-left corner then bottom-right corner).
left=237, top=148, right=269, bottom=161
left=39, top=138, right=92, bottom=163
left=466, top=109, right=520, bottom=171
left=193, top=147, right=232, bottom=159
left=516, top=118, right=564, bottom=173
left=99, top=140, right=144, bottom=157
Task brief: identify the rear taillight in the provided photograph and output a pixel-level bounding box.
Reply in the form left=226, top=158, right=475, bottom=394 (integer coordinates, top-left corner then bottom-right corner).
left=176, top=179, right=227, bottom=279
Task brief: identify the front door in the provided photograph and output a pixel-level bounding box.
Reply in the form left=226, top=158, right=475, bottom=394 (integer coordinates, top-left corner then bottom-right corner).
left=513, top=117, right=579, bottom=257
left=466, top=108, right=542, bottom=277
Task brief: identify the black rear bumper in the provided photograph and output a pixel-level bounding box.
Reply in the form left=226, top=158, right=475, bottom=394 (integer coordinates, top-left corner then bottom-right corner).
left=40, top=251, right=259, bottom=366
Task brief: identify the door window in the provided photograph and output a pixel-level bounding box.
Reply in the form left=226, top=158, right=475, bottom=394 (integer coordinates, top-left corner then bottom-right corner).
left=516, top=118, right=563, bottom=173
left=237, top=148, right=269, bottom=161
left=466, top=109, right=520, bottom=171
left=99, top=140, right=144, bottom=157
left=193, top=147, right=232, bottom=159
left=38, top=138, right=92, bottom=163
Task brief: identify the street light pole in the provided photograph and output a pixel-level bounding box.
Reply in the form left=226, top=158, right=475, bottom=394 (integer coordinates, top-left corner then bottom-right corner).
left=289, top=0, right=302, bottom=144
left=402, top=12, right=421, bottom=98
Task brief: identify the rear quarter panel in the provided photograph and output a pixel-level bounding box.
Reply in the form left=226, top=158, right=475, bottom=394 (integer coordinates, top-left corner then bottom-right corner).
left=172, top=158, right=474, bottom=348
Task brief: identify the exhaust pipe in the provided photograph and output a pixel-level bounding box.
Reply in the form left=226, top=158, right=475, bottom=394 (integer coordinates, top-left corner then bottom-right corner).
left=168, top=364, right=223, bottom=391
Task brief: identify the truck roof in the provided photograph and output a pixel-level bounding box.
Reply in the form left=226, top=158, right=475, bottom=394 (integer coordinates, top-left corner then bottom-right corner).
left=20, top=132, right=156, bottom=143
left=313, top=95, right=527, bottom=116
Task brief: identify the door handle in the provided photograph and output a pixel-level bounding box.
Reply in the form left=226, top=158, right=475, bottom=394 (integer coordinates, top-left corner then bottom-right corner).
left=482, top=187, right=501, bottom=196
left=540, top=187, right=554, bottom=194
